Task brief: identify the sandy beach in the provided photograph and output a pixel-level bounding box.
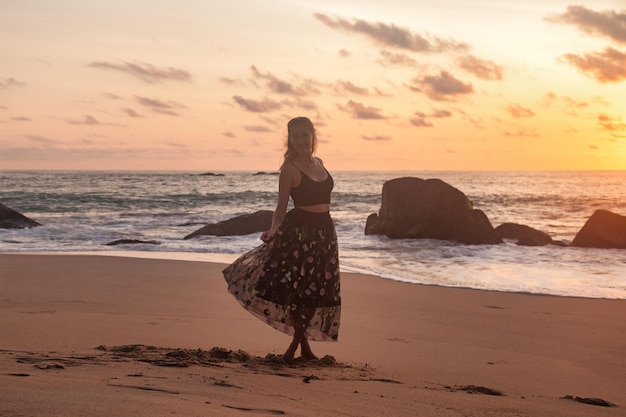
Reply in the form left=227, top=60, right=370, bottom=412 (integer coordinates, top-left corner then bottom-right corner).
left=1, top=253, right=624, bottom=416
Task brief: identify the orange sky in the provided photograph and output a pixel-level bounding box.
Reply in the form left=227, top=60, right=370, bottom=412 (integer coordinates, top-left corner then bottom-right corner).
left=1, top=1, right=625, bottom=171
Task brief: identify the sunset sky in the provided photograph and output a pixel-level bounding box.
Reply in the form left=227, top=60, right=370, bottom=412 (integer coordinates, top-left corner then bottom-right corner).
left=1, top=1, right=625, bottom=171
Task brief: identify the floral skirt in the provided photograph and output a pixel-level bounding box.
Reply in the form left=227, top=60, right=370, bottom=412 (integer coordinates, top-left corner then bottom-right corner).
left=222, top=208, right=341, bottom=341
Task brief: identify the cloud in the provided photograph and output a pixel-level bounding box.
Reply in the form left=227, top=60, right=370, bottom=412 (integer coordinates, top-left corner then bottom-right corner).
left=503, top=128, right=540, bottom=138
left=250, top=66, right=320, bottom=95
left=547, top=6, right=626, bottom=44
left=232, top=95, right=281, bottom=113
left=378, top=50, right=417, bottom=67
left=135, top=96, right=187, bottom=116
left=66, top=115, right=102, bottom=125
left=598, top=113, right=626, bottom=131
left=561, top=47, right=626, bottom=82
left=103, top=92, right=123, bottom=100
left=410, top=117, right=434, bottom=127
left=543, top=92, right=590, bottom=113
left=122, top=108, right=142, bottom=118
left=89, top=61, right=193, bottom=83
left=457, top=55, right=503, bottom=80
left=11, top=116, right=31, bottom=122
left=338, top=49, right=352, bottom=58
left=314, top=13, right=467, bottom=53
left=430, top=109, right=453, bottom=118
left=245, top=125, right=272, bottom=133
left=562, top=97, right=589, bottom=108
left=362, top=135, right=392, bottom=141
left=410, top=109, right=452, bottom=127
left=506, top=104, right=535, bottom=118
left=334, top=80, right=371, bottom=95
left=23, top=134, right=59, bottom=144
left=0, top=77, right=26, bottom=88
left=340, top=100, right=386, bottom=119
left=412, top=71, right=473, bottom=101
left=222, top=131, right=236, bottom=138
left=289, top=98, right=319, bottom=111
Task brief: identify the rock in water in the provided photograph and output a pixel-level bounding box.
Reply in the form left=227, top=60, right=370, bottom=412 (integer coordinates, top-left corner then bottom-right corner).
left=0, top=203, right=42, bottom=229
left=494, top=222, right=553, bottom=246
left=184, top=210, right=273, bottom=239
left=365, top=177, right=502, bottom=245
left=571, top=209, right=626, bottom=249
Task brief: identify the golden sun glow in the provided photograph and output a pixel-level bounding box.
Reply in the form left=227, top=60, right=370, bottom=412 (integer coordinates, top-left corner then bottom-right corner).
left=1, top=0, right=625, bottom=171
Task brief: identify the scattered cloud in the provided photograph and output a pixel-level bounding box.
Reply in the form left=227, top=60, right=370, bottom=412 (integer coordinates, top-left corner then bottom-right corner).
left=547, top=6, right=626, bottom=44
left=222, top=131, right=236, bottom=138
left=232, top=95, right=281, bottom=112
left=430, top=109, right=453, bottom=118
left=135, top=96, right=187, bottom=116
left=362, top=135, right=392, bottom=141
left=11, top=116, right=31, bottom=122
left=457, top=55, right=503, bottom=80
left=288, top=98, right=319, bottom=111
left=507, top=103, right=535, bottom=118
left=378, top=50, right=417, bottom=67
left=543, top=92, right=591, bottom=115
left=562, top=96, right=589, bottom=108
left=103, top=92, right=123, bottom=100
left=588, top=144, right=599, bottom=150
left=412, top=71, right=473, bottom=101
left=89, top=61, right=193, bottom=83
left=245, top=125, right=272, bottom=133
left=219, top=77, right=245, bottom=86
left=334, top=80, right=371, bottom=95
left=122, top=108, right=142, bottom=118
left=410, top=117, right=434, bottom=127
left=410, top=108, right=452, bottom=128
left=0, top=77, right=26, bottom=88
left=314, top=13, right=468, bottom=53
left=503, top=128, right=540, bottom=138
left=338, top=49, right=352, bottom=58
left=23, top=134, right=59, bottom=144
left=66, top=115, right=103, bottom=125
left=340, top=100, right=386, bottom=119
left=250, top=66, right=321, bottom=95
left=561, top=47, right=626, bottom=82
left=597, top=113, right=626, bottom=131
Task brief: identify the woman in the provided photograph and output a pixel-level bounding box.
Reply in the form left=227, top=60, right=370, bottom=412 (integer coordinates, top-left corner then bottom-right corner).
left=223, top=116, right=341, bottom=361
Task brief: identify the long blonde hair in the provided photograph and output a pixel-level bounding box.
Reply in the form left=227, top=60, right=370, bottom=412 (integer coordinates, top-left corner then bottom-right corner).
left=283, top=117, right=317, bottom=161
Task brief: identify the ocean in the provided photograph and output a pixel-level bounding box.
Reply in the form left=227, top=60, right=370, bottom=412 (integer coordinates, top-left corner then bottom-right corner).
left=1, top=170, right=625, bottom=299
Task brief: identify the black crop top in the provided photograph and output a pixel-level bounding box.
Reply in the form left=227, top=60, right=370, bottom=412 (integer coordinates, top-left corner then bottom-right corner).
left=290, top=163, right=334, bottom=207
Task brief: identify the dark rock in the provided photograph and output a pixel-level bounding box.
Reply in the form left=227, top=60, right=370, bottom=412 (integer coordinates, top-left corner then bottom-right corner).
left=571, top=209, right=626, bottom=249
left=184, top=210, right=273, bottom=239
left=495, top=223, right=553, bottom=246
left=252, top=171, right=278, bottom=176
left=0, top=203, right=42, bottom=229
left=198, top=172, right=225, bottom=176
left=365, top=177, right=502, bottom=245
left=106, top=239, right=161, bottom=246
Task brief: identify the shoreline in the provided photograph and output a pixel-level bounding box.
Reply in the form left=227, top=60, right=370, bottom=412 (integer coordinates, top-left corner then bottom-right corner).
left=1, top=253, right=625, bottom=416
left=1, top=250, right=623, bottom=300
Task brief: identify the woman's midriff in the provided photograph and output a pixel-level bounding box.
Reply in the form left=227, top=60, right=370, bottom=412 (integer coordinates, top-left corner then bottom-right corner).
left=295, top=204, right=330, bottom=213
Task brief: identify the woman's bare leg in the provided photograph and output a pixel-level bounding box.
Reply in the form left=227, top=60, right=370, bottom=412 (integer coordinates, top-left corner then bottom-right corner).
left=283, top=307, right=316, bottom=361
left=300, top=337, right=317, bottom=360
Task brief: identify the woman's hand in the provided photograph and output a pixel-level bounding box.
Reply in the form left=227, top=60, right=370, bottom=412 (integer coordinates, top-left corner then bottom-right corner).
left=261, top=229, right=275, bottom=242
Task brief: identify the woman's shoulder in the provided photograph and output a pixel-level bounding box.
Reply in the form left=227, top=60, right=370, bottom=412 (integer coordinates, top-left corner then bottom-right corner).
left=279, top=160, right=301, bottom=181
